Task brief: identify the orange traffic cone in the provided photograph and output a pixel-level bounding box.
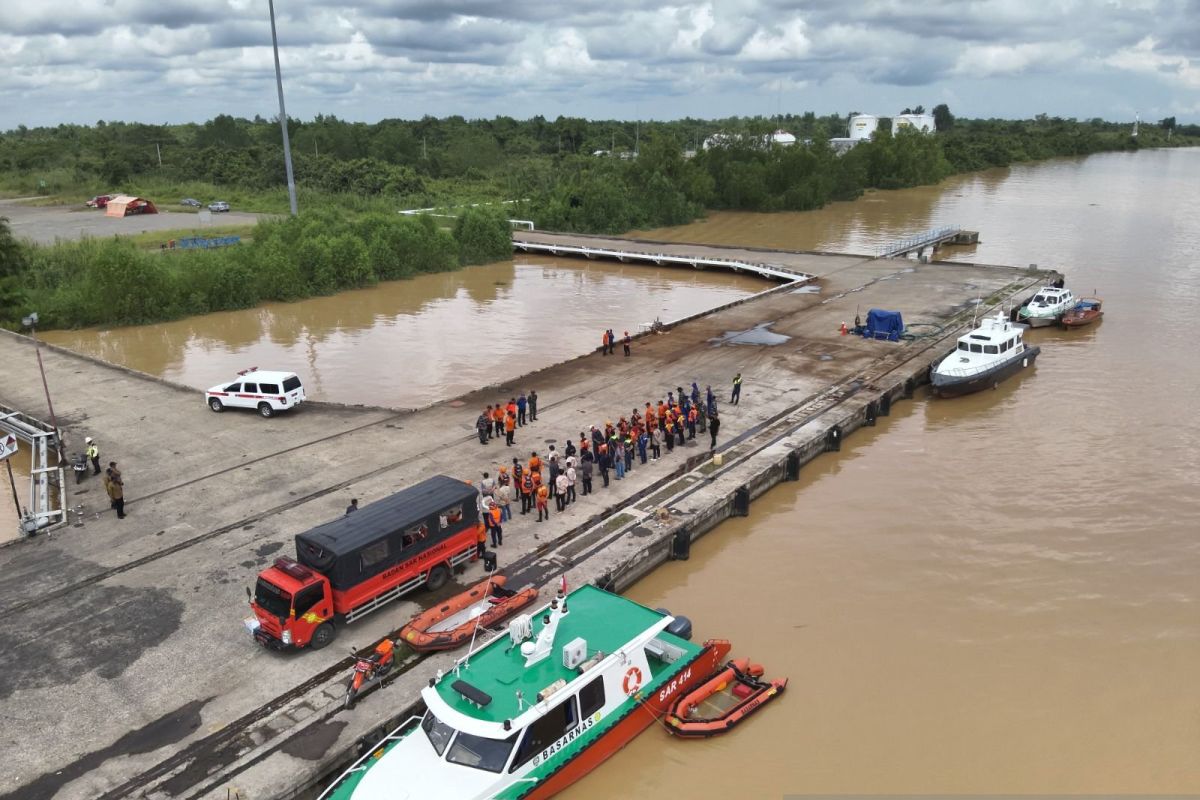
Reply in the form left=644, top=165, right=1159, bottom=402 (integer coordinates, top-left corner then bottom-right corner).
left=840, top=321, right=848, bottom=335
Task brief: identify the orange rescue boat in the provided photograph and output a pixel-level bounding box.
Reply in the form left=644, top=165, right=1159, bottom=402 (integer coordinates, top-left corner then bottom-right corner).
left=399, top=575, right=537, bottom=653
left=664, top=657, right=787, bottom=737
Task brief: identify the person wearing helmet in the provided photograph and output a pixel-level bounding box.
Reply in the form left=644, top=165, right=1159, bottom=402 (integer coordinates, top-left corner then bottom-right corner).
left=85, top=437, right=100, bottom=475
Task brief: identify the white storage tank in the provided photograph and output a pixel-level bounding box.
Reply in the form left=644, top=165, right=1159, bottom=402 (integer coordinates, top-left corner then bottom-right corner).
left=891, top=113, right=936, bottom=135
left=849, top=114, right=879, bottom=141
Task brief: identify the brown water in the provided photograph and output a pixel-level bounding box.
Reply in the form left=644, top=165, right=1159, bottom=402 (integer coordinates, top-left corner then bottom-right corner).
left=567, top=149, right=1200, bottom=797
left=15, top=150, right=1200, bottom=792
left=40, top=261, right=767, bottom=407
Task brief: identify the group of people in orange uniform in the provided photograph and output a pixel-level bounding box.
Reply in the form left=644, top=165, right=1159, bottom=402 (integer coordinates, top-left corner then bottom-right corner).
left=475, top=380, right=732, bottom=554
left=476, top=391, right=537, bottom=447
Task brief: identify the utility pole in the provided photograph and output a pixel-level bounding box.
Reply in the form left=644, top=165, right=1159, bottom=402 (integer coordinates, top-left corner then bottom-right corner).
left=155, top=142, right=162, bottom=167
left=268, top=0, right=298, bottom=216
left=21, top=313, right=64, bottom=464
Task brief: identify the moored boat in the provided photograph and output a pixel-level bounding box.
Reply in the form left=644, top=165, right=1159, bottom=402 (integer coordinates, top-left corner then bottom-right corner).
left=1061, top=296, right=1103, bottom=328
left=400, top=576, right=539, bottom=653
left=931, top=310, right=1040, bottom=398
left=1017, top=286, right=1075, bottom=327
left=320, top=581, right=732, bottom=800
left=664, top=657, right=787, bottom=737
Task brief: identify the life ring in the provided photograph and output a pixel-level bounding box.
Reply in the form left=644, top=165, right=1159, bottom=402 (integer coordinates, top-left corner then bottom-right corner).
left=623, top=666, right=643, bottom=695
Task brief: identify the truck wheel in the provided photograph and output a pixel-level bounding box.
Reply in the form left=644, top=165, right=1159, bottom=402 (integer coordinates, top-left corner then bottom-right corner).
left=258, top=402, right=275, bottom=418
left=209, top=398, right=224, bottom=412
left=311, top=622, right=335, bottom=650
left=425, top=565, right=450, bottom=592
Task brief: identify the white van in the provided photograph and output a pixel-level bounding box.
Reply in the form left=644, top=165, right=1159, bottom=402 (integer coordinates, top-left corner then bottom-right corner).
left=205, top=369, right=305, bottom=417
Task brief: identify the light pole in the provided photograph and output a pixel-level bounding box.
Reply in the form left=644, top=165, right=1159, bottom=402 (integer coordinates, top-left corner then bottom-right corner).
left=269, top=0, right=299, bottom=216
left=21, top=312, right=64, bottom=463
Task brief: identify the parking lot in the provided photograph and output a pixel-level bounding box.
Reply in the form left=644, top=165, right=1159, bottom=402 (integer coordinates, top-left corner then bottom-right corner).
left=0, top=197, right=263, bottom=245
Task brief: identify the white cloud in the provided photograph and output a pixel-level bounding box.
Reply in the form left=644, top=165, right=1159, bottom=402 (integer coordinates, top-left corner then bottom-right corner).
left=1107, top=35, right=1200, bottom=90
left=953, top=41, right=1085, bottom=78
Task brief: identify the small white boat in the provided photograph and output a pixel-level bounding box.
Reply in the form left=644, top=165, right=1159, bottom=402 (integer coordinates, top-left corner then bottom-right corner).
left=1017, top=286, right=1075, bottom=328
left=932, top=311, right=1040, bottom=397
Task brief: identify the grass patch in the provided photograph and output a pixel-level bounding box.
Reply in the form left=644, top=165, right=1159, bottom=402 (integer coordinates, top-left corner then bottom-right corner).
left=600, top=513, right=634, bottom=534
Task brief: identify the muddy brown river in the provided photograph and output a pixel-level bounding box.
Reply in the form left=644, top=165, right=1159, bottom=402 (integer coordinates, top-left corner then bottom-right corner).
left=8, top=149, right=1200, bottom=795
left=567, top=148, right=1200, bottom=796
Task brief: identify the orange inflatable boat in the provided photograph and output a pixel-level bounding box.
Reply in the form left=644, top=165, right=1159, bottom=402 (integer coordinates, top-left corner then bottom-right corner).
left=664, top=657, right=787, bottom=737
left=399, top=576, right=537, bottom=653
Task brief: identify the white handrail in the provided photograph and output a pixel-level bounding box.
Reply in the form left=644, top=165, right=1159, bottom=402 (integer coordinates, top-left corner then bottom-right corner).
left=316, top=714, right=423, bottom=799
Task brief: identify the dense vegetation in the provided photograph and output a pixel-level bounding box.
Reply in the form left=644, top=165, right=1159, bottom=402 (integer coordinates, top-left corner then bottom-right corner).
left=0, top=207, right=513, bottom=328
left=0, top=106, right=1194, bottom=329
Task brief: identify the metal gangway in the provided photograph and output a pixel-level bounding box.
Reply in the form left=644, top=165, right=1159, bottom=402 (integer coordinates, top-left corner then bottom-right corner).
left=876, top=225, right=962, bottom=259
left=0, top=402, right=67, bottom=537
left=511, top=240, right=815, bottom=284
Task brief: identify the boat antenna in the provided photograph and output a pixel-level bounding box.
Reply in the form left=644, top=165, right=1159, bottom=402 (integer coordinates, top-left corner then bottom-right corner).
left=462, top=570, right=498, bottom=669
left=972, top=294, right=981, bottom=327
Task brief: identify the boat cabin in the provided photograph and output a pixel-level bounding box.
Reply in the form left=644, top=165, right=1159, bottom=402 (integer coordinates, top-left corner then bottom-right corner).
left=936, top=311, right=1026, bottom=377
left=1025, top=287, right=1074, bottom=312
left=326, top=585, right=707, bottom=799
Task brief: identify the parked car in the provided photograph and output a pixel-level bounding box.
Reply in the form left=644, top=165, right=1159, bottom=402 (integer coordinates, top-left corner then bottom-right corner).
left=205, top=368, right=305, bottom=418
left=208, top=201, right=231, bottom=212
left=85, top=195, right=113, bottom=208
left=181, top=198, right=202, bottom=207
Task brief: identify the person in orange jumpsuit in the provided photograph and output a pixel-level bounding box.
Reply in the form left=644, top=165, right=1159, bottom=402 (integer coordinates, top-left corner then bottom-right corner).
left=536, top=483, right=550, bottom=522
left=505, top=411, right=516, bottom=446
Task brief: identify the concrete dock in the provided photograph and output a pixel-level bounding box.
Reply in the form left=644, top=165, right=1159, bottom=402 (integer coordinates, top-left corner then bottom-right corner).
left=0, top=237, right=1058, bottom=800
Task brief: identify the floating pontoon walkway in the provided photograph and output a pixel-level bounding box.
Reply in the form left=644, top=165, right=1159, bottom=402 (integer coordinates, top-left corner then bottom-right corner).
left=512, top=230, right=816, bottom=284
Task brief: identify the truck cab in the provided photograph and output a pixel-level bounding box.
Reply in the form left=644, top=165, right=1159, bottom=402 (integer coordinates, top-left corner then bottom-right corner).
left=246, top=557, right=336, bottom=649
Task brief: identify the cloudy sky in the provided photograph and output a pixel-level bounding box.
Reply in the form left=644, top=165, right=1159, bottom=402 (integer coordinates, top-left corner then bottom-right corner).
left=1, top=0, right=1197, bottom=129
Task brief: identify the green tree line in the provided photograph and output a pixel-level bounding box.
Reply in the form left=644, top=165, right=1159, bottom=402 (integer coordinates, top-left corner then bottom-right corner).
left=0, top=206, right=512, bottom=329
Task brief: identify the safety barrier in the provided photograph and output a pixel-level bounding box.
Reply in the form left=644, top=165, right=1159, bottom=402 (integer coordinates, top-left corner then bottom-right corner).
left=171, top=236, right=242, bottom=250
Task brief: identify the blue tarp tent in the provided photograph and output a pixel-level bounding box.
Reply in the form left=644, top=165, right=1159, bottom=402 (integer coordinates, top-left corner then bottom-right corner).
left=861, top=309, right=904, bottom=341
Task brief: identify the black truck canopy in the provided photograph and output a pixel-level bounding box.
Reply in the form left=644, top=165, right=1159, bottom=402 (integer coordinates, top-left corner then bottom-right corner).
left=294, top=475, right=479, bottom=590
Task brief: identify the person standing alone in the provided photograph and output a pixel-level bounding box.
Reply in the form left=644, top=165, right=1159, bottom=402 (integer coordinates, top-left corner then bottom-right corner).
left=85, top=437, right=100, bottom=475
left=622, top=331, right=631, bottom=357
left=731, top=372, right=742, bottom=405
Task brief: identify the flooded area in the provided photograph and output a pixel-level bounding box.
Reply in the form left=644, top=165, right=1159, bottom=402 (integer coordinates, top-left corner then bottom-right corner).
left=39, top=261, right=768, bottom=407
left=567, top=148, right=1200, bottom=796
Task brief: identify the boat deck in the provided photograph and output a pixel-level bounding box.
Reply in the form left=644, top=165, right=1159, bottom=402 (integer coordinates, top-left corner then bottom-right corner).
left=435, top=586, right=700, bottom=723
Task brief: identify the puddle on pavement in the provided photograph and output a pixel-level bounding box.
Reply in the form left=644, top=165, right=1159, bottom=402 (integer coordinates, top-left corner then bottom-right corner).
left=710, top=322, right=791, bottom=347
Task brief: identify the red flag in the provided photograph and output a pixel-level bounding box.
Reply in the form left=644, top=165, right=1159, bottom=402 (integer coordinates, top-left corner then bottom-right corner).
left=560, top=575, right=568, bottom=596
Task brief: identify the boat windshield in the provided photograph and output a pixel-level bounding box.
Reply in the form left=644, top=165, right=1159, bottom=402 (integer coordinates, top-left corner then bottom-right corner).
left=446, top=730, right=517, bottom=773
left=254, top=578, right=291, bottom=619
left=422, top=711, right=455, bottom=756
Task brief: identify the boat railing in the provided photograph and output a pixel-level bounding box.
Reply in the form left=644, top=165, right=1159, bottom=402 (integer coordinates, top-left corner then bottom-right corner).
left=937, top=351, right=1024, bottom=379
left=316, top=714, right=423, bottom=799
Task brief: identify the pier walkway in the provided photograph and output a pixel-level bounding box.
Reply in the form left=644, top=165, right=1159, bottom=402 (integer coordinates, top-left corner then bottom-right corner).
left=513, top=230, right=819, bottom=283
left=876, top=225, right=978, bottom=259
left=0, top=242, right=1055, bottom=800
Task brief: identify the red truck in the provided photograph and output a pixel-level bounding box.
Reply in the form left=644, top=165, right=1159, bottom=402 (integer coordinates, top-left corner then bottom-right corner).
left=244, top=475, right=482, bottom=650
